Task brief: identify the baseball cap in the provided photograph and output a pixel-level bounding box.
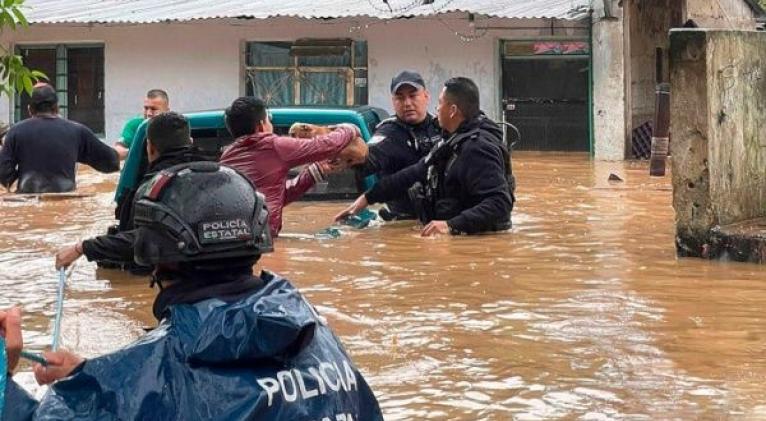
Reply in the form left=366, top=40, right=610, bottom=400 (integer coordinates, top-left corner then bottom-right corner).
left=31, top=83, right=58, bottom=106
left=390, top=70, right=426, bottom=94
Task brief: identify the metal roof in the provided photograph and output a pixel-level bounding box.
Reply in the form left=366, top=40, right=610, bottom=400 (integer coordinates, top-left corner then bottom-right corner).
left=742, top=0, right=766, bottom=21
left=24, top=0, right=592, bottom=24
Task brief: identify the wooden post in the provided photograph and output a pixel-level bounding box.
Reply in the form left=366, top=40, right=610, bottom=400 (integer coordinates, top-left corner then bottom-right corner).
left=650, top=83, right=670, bottom=176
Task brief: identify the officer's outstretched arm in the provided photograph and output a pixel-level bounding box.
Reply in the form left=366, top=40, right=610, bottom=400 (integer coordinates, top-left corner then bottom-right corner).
left=334, top=194, right=369, bottom=222
left=364, top=159, right=427, bottom=205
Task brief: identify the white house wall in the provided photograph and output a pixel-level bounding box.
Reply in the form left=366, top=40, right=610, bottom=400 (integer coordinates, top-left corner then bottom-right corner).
left=0, top=15, right=586, bottom=143
left=1, top=21, right=243, bottom=140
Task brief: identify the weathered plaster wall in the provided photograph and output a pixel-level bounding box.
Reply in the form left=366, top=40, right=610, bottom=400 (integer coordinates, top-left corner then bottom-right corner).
left=592, top=0, right=627, bottom=160
left=628, top=0, right=682, bottom=130
left=628, top=0, right=758, bottom=144
left=670, top=29, right=766, bottom=256
left=0, top=15, right=586, bottom=143
left=686, top=0, right=758, bottom=28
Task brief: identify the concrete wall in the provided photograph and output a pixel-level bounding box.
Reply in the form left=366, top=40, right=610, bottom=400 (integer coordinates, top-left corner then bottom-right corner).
left=0, top=15, right=587, bottom=143
left=628, top=0, right=758, bottom=135
left=592, top=0, right=627, bottom=160
left=628, top=0, right=683, bottom=130
left=670, top=29, right=766, bottom=255
left=687, top=0, right=759, bottom=28
left=590, top=0, right=760, bottom=160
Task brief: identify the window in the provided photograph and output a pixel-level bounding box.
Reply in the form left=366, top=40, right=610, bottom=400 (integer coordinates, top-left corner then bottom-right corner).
left=245, top=39, right=367, bottom=106
left=15, top=44, right=105, bottom=134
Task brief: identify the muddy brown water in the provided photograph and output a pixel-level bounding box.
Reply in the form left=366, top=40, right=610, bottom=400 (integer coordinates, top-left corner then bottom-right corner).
left=2, top=153, right=766, bottom=419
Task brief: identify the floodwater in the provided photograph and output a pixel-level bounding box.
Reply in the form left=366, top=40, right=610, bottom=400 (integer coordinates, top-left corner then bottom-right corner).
left=2, top=153, right=766, bottom=420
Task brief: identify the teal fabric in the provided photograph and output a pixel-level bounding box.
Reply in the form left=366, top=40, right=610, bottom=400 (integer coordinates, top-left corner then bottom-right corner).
left=339, top=208, right=377, bottom=229
left=119, top=116, right=144, bottom=149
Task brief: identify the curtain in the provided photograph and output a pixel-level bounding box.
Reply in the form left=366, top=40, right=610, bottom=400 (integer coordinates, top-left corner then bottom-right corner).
left=248, top=70, right=294, bottom=106
left=300, top=72, right=345, bottom=105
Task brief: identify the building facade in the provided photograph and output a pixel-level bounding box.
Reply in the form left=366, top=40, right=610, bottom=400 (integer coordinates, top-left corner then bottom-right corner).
left=1, top=0, right=762, bottom=159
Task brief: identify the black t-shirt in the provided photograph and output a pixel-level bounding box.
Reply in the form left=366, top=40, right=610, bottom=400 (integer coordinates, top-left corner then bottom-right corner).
left=0, top=115, right=119, bottom=193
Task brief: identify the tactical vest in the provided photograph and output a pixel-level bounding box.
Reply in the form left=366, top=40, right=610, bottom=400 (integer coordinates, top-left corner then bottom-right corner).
left=375, top=116, right=440, bottom=155
left=408, top=127, right=516, bottom=226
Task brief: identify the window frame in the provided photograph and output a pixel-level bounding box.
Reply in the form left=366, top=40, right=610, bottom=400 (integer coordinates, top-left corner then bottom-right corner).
left=245, top=39, right=367, bottom=106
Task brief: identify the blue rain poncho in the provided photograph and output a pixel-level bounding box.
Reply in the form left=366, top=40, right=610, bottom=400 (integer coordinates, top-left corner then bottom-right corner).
left=3, top=272, right=383, bottom=421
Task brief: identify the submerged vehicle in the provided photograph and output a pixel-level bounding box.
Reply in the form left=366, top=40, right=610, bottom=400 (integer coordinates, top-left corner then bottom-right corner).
left=115, top=105, right=388, bottom=204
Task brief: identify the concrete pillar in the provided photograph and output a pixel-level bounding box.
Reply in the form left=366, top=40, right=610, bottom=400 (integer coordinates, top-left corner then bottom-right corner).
left=592, top=0, right=628, bottom=160
left=670, top=29, right=766, bottom=258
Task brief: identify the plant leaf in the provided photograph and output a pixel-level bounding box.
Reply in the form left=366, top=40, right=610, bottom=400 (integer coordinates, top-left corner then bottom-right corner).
left=30, top=70, right=47, bottom=80
left=1, top=11, right=15, bottom=30
left=11, top=7, right=27, bottom=26
left=22, top=73, right=32, bottom=94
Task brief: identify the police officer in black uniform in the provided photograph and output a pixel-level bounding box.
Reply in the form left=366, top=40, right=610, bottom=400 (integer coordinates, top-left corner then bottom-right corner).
left=353, top=70, right=441, bottom=220
left=337, top=77, right=515, bottom=236
left=54, top=112, right=212, bottom=273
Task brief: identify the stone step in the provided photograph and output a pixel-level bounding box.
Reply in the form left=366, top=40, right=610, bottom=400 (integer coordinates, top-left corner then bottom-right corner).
left=709, top=218, right=766, bottom=263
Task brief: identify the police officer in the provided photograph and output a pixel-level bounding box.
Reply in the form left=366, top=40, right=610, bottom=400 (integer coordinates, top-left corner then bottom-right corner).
left=352, top=70, right=441, bottom=220
left=3, top=162, right=383, bottom=420
left=54, top=112, right=212, bottom=274
left=336, top=77, right=515, bottom=237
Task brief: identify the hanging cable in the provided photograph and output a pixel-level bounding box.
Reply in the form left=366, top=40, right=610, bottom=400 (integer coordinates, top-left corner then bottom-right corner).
left=364, top=0, right=423, bottom=15
left=438, top=16, right=488, bottom=42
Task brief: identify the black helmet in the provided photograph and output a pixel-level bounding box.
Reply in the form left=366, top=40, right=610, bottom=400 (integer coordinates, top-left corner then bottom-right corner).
left=132, top=161, right=273, bottom=266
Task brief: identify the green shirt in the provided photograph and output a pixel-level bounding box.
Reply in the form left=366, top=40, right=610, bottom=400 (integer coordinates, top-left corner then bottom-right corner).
left=120, top=116, right=144, bottom=149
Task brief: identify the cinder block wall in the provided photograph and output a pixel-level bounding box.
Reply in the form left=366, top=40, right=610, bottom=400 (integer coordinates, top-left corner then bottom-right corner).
left=670, top=29, right=766, bottom=256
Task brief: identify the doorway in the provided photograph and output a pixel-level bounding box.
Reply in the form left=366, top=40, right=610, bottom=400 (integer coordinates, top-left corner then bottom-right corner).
left=501, top=40, right=590, bottom=152
left=17, top=47, right=56, bottom=122
left=16, top=44, right=105, bottom=134
left=67, top=47, right=105, bottom=134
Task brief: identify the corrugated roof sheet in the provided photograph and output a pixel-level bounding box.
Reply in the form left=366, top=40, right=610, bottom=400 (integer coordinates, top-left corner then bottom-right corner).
left=25, top=0, right=592, bottom=24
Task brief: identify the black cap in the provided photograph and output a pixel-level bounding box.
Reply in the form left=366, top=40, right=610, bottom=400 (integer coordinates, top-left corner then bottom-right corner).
left=390, top=70, right=425, bottom=94
left=31, top=83, right=58, bottom=106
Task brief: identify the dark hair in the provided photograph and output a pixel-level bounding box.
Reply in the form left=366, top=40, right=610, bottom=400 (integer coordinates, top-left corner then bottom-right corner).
left=443, top=77, right=480, bottom=120
left=30, top=101, right=56, bottom=114
left=225, top=97, right=268, bottom=138
left=30, top=84, right=59, bottom=114
left=146, top=89, right=169, bottom=102
left=147, top=112, right=190, bottom=153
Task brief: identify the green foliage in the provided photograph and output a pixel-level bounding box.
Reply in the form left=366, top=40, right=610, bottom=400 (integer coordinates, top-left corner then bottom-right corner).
left=0, top=0, right=46, bottom=97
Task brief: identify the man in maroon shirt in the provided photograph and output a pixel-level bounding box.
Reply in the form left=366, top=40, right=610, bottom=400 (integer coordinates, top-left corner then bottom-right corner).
left=220, top=96, right=365, bottom=237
